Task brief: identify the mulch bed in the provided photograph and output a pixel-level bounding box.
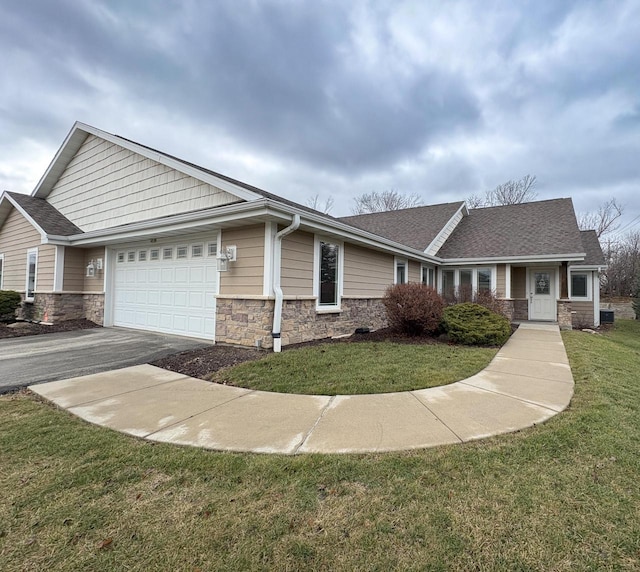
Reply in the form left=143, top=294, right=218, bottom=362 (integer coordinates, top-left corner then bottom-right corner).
left=150, top=328, right=441, bottom=380
left=0, top=319, right=100, bottom=339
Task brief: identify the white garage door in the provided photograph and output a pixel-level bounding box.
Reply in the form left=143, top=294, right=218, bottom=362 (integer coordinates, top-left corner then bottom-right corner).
left=113, top=242, right=217, bottom=339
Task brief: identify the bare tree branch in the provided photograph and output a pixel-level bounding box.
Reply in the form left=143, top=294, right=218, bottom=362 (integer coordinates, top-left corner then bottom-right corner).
left=306, top=194, right=335, bottom=214
left=578, top=198, right=624, bottom=238
left=351, top=190, right=422, bottom=214
left=466, top=175, right=538, bottom=207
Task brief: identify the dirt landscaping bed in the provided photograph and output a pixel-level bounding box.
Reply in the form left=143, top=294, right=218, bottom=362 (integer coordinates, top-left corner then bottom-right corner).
left=0, top=319, right=100, bottom=339
left=150, top=328, right=445, bottom=380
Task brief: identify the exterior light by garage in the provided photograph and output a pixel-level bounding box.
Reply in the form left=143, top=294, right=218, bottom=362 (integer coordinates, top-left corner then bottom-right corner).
left=217, top=245, right=237, bottom=272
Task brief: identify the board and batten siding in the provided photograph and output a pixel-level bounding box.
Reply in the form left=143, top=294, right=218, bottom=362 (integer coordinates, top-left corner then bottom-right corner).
left=281, top=230, right=314, bottom=297
left=219, top=225, right=265, bottom=296
left=343, top=244, right=394, bottom=298
left=46, top=134, right=243, bottom=232
left=0, top=207, right=43, bottom=292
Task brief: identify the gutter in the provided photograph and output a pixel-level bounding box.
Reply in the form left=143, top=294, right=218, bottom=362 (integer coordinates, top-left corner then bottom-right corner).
left=271, top=214, right=300, bottom=352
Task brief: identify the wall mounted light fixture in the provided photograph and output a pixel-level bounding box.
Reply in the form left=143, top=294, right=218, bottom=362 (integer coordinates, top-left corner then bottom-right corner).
left=217, top=245, right=237, bottom=272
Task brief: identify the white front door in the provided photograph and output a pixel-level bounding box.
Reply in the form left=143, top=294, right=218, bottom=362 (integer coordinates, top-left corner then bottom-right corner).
left=529, top=268, right=556, bottom=321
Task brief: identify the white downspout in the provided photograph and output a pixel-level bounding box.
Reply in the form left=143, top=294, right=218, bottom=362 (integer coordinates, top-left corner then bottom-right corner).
left=272, top=214, right=300, bottom=352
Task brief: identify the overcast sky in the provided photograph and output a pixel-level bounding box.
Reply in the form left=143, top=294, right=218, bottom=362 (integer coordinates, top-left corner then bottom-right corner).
left=1, top=0, right=639, bottom=232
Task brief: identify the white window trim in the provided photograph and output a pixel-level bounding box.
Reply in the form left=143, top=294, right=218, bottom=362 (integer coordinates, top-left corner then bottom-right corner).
left=569, top=270, right=592, bottom=301
left=0, top=253, right=4, bottom=290
left=420, top=263, right=435, bottom=287
left=313, top=235, right=343, bottom=312
left=438, top=266, right=495, bottom=296
left=394, top=257, right=408, bottom=285
left=25, top=247, right=38, bottom=302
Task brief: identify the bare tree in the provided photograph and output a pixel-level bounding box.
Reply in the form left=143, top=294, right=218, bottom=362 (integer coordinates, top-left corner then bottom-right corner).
left=467, top=174, right=538, bottom=207
left=601, top=230, right=640, bottom=297
left=306, top=194, right=335, bottom=215
left=578, top=198, right=624, bottom=238
left=351, top=190, right=422, bottom=214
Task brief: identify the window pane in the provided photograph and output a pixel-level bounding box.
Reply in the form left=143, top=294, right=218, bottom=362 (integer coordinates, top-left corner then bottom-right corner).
left=396, top=262, right=406, bottom=284
left=138, top=250, right=147, bottom=261
left=478, top=269, right=491, bottom=291
left=460, top=270, right=472, bottom=286
left=27, top=252, right=36, bottom=298
left=443, top=270, right=455, bottom=300
left=149, top=249, right=159, bottom=261
left=176, top=246, right=188, bottom=259
left=0, top=258, right=3, bottom=287
left=163, top=247, right=173, bottom=260
left=535, top=272, right=550, bottom=295
left=571, top=274, right=588, bottom=297
left=127, top=251, right=135, bottom=262
left=319, top=242, right=338, bottom=306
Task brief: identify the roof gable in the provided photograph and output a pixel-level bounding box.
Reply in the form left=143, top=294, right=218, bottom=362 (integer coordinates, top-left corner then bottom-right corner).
left=0, top=191, right=81, bottom=237
left=436, top=198, right=586, bottom=260
left=339, top=202, right=465, bottom=251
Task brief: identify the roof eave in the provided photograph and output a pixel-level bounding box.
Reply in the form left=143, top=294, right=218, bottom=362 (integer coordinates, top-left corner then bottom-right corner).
left=440, top=253, right=587, bottom=265
left=0, top=192, right=47, bottom=240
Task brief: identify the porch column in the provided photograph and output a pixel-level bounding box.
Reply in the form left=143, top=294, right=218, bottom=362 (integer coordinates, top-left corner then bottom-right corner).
left=560, top=261, right=569, bottom=299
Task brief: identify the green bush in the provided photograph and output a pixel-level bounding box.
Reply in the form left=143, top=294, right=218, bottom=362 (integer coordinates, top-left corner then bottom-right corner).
left=0, top=290, right=22, bottom=321
left=383, top=283, right=445, bottom=336
left=443, top=303, right=511, bottom=346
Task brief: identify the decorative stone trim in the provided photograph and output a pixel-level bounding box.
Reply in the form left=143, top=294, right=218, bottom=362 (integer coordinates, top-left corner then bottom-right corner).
left=215, top=297, right=388, bottom=349
left=557, top=299, right=573, bottom=330
left=17, top=292, right=104, bottom=324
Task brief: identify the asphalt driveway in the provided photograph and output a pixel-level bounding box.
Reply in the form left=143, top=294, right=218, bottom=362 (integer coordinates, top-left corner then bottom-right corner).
left=0, top=328, right=209, bottom=393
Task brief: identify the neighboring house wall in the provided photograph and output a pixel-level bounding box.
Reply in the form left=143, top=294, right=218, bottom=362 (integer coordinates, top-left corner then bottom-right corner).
left=343, top=244, right=394, bottom=298
left=0, top=207, right=41, bottom=291
left=46, top=134, right=241, bottom=232
left=281, top=230, right=314, bottom=297
left=219, top=224, right=265, bottom=296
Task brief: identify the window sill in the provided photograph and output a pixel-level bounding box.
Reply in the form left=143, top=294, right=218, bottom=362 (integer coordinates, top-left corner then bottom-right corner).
left=316, top=307, right=342, bottom=315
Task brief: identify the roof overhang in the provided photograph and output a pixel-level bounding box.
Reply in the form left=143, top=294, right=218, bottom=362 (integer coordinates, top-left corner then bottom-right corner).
left=569, top=264, right=607, bottom=271
left=31, top=122, right=263, bottom=202
left=0, top=191, right=47, bottom=240
left=439, top=253, right=587, bottom=265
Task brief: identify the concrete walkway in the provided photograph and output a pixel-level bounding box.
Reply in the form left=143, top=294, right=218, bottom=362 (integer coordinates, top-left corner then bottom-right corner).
left=29, top=323, right=574, bottom=454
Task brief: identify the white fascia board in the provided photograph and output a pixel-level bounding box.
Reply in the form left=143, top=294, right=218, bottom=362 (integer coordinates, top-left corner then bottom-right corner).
left=0, top=192, right=48, bottom=240
left=424, top=202, right=467, bottom=256
left=45, top=200, right=286, bottom=246
left=569, top=264, right=607, bottom=271
left=439, top=253, right=587, bottom=265
left=34, top=122, right=262, bottom=202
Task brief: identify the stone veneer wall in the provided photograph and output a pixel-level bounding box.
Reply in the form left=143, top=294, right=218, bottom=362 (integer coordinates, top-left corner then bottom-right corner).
left=18, top=293, right=104, bottom=324
left=215, top=297, right=388, bottom=349
left=557, top=300, right=573, bottom=330
left=498, top=299, right=529, bottom=321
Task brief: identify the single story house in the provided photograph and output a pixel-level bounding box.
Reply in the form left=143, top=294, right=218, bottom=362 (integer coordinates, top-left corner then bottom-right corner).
left=0, top=122, right=606, bottom=349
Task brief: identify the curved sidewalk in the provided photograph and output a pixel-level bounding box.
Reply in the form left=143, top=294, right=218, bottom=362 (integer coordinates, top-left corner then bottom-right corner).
left=29, top=323, right=574, bottom=454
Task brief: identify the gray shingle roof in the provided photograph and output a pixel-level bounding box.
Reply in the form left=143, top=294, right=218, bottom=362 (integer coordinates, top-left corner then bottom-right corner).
left=338, top=202, right=464, bottom=251
left=579, top=230, right=606, bottom=265
left=7, top=192, right=81, bottom=236
left=436, top=198, right=585, bottom=259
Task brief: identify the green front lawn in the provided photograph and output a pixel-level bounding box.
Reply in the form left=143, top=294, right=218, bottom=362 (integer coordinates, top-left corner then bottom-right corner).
left=1, top=321, right=639, bottom=571
left=211, top=342, right=498, bottom=394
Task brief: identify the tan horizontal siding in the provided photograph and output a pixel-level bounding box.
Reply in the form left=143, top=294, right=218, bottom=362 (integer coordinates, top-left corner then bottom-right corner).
left=84, top=247, right=106, bottom=292
left=37, top=245, right=56, bottom=291
left=63, top=247, right=85, bottom=291
left=496, top=264, right=506, bottom=298
left=281, top=230, right=314, bottom=296
left=47, top=135, right=242, bottom=231
left=408, top=260, right=420, bottom=284
left=0, top=207, right=42, bottom=291
left=343, top=244, right=394, bottom=298
left=572, top=300, right=595, bottom=326
left=511, top=267, right=527, bottom=299
left=219, top=225, right=264, bottom=296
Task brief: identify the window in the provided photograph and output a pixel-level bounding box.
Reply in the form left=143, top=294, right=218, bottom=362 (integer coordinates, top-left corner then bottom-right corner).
left=421, top=265, right=435, bottom=287
left=25, top=248, right=37, bottom=301
left=208, top=242, right=217, bottom=257
left=571, top=273, right=589, bottom=298
left=192, top=244, right=203, bottom=258
left=149, top=249, right=159, bottom=261
left=117, top=252, right=125, bottom=263
left=478, top=268, right=492, bottom=292
left=442, top=270, right=455, bottom=300
left=0, top=254, right=3, bottom=289
left=163, top=247, right=173, bottom=260
left=176, top=246, right=188, bottom=259
left=317, top=240, right=340, bottom=308
left=138, top=250, right=147, bottom=262
left=127, top=251, right=135, bottom=262
left=395, top=259, right=407, bottom=284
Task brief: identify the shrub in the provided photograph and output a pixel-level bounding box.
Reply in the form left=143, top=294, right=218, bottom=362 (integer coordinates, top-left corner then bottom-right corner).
left=383, top=283, right=445, bottom=336
left=443, top=303, right=511, bottom=346
left=0, top=290, right=22, bottom=321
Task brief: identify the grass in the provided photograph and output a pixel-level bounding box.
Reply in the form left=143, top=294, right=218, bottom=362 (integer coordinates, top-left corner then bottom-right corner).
left=210, top=342, right=498, bottom=394
left=1, top=321, right=639, bottom=571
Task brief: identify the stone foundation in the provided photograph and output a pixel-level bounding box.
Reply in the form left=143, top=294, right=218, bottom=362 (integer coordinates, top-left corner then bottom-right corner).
left=215, top=297, right=388, bottom=348
left=499, top=299, right=529, bottom=321
left=557, top=299, right=573, bottom=330
left=18, top=292, right=104, bottom=325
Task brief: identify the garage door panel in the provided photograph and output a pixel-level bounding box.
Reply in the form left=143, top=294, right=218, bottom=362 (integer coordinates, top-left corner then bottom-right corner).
left=113, top=242, right=217, bottom=339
